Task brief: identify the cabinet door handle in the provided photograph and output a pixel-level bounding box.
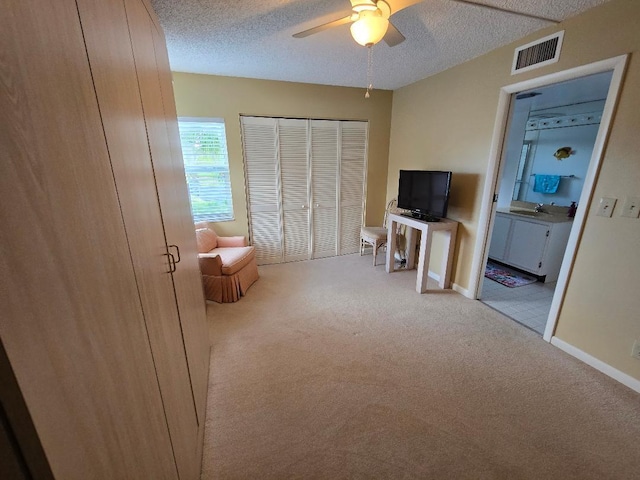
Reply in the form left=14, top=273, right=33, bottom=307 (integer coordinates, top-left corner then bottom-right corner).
left=169, top=244, right=181, bottom=263
left=165, top=252, right=177, bottom=273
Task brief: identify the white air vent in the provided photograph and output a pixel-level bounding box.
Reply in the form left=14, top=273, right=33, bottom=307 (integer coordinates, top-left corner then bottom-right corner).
left=512, top=31, right=564, bottom=75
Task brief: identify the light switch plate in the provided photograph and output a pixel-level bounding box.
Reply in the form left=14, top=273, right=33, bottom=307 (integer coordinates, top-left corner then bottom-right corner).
left=620, top=196, right=640, bottom=218
left=596, top=197, right=616, bottom=217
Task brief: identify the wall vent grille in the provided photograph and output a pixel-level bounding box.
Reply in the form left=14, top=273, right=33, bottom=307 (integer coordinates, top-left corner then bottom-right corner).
left=512, top=31, right=564, bottom=75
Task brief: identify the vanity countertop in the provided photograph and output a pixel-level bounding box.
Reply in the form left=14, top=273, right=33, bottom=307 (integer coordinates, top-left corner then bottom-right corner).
left=496, top=207, right=574, bottom=224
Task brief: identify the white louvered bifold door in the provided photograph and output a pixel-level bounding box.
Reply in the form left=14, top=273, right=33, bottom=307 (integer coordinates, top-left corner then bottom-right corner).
left=242, top=117, right=368, bottom=264
left=339, top=121, right=368, bottom=255
left=241, top=116, right=283, bottom=265
left=310, top=120, right=338, bottom=259
left=278, top=118, right=311, bottom=263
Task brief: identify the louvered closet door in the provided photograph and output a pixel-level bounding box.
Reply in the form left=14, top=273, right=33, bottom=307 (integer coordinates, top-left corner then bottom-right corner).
left=241, top=117, right=284, bottom=264
left=339, top=121, right=368, bottom=255
left=279, top=118, right=311, bottom=262
left=310, top=120, right=339, bottom=259
left=243, top=117, right=368, bottom=264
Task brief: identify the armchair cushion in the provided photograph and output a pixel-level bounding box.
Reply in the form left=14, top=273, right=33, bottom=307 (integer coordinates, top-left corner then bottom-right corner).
left=200, top=247, right=255, bottom=275
left=195, top=228, right=218, bottom=253
left=217, top=235, right=247, bottom=248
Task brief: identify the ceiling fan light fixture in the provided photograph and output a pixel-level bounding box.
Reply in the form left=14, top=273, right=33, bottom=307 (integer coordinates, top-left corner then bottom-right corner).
left=350, top=10, right=389, bottom=47
left=351, top=1, right=377, bottom=14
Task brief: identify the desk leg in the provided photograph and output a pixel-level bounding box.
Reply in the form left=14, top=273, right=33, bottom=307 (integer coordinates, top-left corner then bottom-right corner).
left=416, top=228, right=432, bottom=293
left=439, top=227, right=457, bottom=289
left=386, top=220, right=397, bottom=273
left=405, top=226, right=417, bottom=270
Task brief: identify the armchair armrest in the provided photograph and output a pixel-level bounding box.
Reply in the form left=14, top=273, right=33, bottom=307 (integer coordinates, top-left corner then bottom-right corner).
left=198, top=253, right=223, bottom=276
left=217, top=236, right=247, bottom=247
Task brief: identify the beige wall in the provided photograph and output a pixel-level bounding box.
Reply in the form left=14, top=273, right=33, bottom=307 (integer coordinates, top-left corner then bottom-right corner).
left=172, top=74, right=393, bottom=237
left=388, top=0, right=640, bottom=381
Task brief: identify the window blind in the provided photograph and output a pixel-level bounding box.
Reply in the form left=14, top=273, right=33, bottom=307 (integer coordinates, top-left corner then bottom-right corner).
left=177, top=119, right=234, bottom=222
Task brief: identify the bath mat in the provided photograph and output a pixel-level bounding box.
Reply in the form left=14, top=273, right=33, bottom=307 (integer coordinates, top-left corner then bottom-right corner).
left=485, top=261, right=537, bottom=288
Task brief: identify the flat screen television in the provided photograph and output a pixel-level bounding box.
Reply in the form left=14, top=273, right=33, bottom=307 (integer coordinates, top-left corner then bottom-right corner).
left=397, top=170, right=452, bottom=222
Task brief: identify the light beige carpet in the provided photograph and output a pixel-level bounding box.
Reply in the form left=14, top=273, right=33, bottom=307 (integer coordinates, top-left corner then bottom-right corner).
left=201, top=254, right=640, bottom=479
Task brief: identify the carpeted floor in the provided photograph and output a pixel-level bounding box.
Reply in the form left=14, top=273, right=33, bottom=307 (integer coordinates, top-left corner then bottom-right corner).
left=201, top=254, right=640, bottom=479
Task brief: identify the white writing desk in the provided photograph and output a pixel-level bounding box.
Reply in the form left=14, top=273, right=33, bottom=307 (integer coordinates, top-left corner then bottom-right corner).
left=385, top=213, right=458, bottom=293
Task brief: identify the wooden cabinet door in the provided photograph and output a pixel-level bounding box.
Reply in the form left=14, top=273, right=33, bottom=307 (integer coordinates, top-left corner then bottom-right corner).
left=488, top=214, right=512, bottom=261
left=121, top=0, right=202, bottom=478
left=150, top=20, right=210, bottom=430
left=0, top=1, right=176, bottom=478
left=507, top=219, right=549, bottom=273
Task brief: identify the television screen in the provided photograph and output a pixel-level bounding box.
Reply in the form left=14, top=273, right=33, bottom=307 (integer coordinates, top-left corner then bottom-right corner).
left=397, top=170, right=452, bottom=221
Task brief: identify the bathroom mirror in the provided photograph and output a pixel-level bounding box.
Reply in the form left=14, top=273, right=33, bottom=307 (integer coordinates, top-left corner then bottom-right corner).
left=511, top=106, right=604, bottom=206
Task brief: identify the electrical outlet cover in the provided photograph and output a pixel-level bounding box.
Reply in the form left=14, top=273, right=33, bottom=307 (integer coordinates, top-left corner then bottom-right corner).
left=596, top=197, right=616, bottom=217
left=620, top=196, right=640, bottom=218
left=632, top=340, right=640, bottom=360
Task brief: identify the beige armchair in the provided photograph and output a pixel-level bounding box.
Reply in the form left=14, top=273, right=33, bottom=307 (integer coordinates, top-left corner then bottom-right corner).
left=194, top=222, right=259, bottom=303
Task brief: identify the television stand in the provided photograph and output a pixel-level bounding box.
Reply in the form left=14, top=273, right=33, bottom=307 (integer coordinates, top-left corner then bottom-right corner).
left=385, top=213, right=459, bottom=294
left=402, top=212, right=441, bottom=222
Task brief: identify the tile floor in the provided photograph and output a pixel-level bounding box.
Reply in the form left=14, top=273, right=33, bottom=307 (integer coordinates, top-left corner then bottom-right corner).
left=480, top=273, right=556, bottom=335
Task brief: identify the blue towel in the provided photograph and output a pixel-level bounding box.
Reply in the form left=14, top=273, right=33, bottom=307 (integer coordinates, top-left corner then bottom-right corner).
left=533, top=174, right=561, bottom=194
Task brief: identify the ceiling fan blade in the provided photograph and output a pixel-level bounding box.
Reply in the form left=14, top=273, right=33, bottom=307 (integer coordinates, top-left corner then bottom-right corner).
left=450, top=0, right=561, bottom=23
left=292, top=15, right=353, bottom=38
left=383, top=21, right=406, bottom=47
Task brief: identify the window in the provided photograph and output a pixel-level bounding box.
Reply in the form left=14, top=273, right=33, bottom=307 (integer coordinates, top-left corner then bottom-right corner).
left=177, top=118, right=234, bottom=222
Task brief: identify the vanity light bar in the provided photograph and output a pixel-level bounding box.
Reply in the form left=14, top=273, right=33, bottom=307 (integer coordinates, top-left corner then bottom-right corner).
left=526, top=112, right=602, bottom=131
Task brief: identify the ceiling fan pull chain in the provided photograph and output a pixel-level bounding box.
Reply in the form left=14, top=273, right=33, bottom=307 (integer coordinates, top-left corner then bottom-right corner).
left=365, top=45, right=373, bottom=99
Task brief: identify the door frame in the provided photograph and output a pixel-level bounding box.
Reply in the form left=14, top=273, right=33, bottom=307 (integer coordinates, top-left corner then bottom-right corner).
left=470, top=54, right=628, bottom=342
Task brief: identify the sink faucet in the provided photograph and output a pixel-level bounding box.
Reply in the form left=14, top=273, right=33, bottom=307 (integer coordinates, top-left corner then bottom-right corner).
left=534, top=203, right=545, bottom=213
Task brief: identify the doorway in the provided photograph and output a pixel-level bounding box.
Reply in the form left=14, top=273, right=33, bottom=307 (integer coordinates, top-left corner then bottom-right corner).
left=480, top=72, right=612, bottom=335
left=471, top=55, right=628, bottom=341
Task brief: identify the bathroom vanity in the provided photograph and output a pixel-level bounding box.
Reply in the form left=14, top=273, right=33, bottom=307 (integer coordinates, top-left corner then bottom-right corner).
left=489, top=208, right=573, bottom=282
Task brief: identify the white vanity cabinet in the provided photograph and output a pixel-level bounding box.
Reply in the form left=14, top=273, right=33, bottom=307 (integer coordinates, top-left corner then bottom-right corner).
left=488, top=212, right=573, bottom=282
left=488, top=214, right=511, bottom=261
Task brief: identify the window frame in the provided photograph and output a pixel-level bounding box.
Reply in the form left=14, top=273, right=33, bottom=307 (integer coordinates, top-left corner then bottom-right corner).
left=177, top=117, right=234, bottom=223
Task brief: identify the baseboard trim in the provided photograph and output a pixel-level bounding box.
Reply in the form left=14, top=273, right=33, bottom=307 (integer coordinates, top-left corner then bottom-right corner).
left=452, top=283, right=472, bottom=298
left=428, top=270, right=440, bottom=281
left=551, top=337, right=640, bottom=394
left=451, top=283, right=474, bottom=300
left=428, top=270, right=471, bottom=298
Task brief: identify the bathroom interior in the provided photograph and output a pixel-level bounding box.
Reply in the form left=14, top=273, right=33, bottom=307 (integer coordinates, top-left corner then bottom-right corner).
left=480, top=70, right=614, bottom=335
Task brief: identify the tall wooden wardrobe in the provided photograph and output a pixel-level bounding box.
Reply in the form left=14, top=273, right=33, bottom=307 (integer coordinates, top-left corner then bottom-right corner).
left=0, top=0, right=210, bottom=478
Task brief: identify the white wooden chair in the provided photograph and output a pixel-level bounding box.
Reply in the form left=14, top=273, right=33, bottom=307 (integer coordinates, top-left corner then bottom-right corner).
left=360, top=199, right=404, bottom=266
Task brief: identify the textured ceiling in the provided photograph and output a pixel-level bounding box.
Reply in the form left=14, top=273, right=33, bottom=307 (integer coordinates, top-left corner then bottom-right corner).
left=150, top=0, right=612, bottom=91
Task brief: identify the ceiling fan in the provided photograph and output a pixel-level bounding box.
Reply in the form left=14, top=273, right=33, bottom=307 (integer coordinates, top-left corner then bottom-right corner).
left=293, top=0, right=560, bottom=48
